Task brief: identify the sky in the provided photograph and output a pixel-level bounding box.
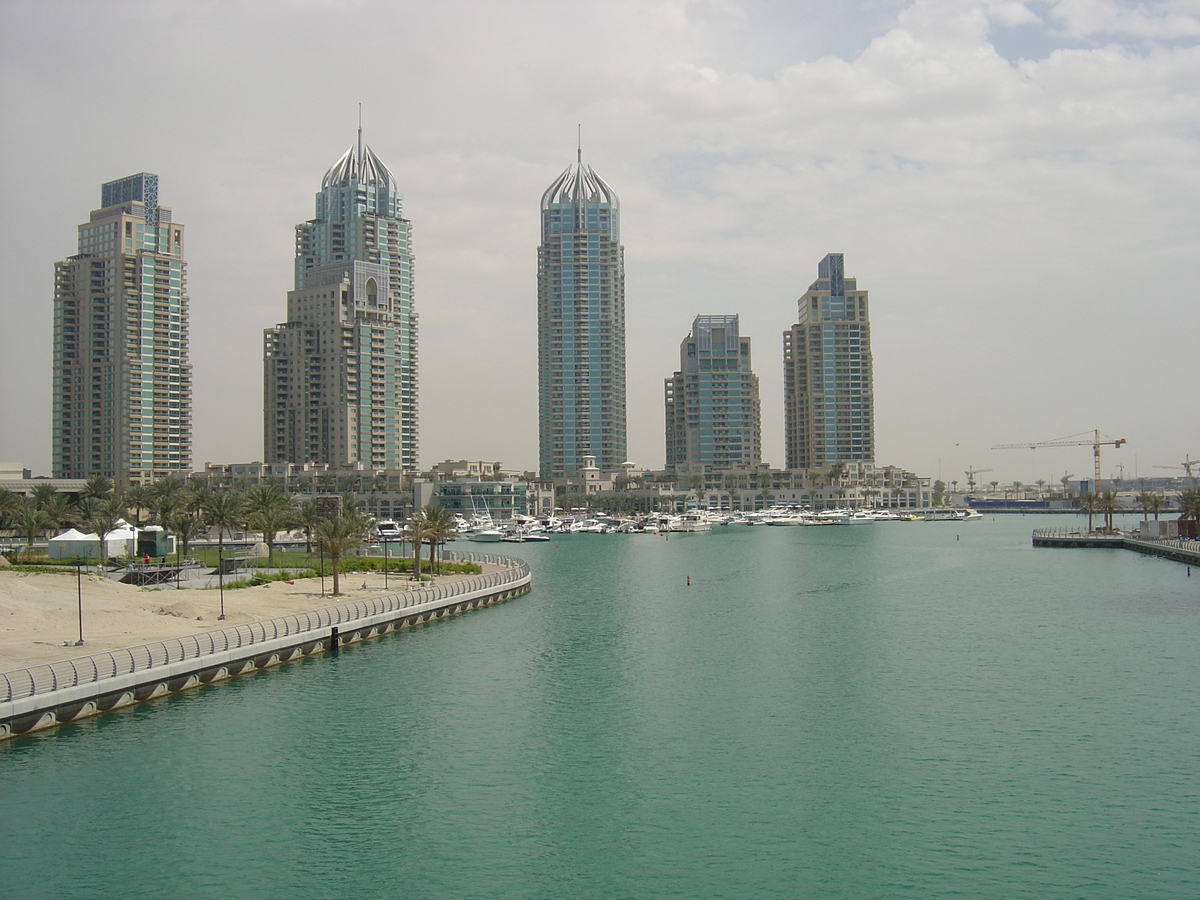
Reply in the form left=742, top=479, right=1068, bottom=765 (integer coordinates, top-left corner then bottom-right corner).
left=1, top=0, right=1197, bottom=488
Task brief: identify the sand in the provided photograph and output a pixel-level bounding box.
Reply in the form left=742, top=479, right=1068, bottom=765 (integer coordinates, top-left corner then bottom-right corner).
left=0, top=567, right=495, bottom=672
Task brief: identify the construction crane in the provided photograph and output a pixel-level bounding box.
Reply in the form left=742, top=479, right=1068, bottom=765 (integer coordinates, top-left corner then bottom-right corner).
left=992, top=430, right=1126, bottom=489
left=1155, top=456, right=1197, bottom=484
left=965, top=467, right=993, bottom=492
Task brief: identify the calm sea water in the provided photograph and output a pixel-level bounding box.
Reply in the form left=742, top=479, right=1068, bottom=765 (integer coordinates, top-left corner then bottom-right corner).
left=2, top=514, right=1197, bottom=899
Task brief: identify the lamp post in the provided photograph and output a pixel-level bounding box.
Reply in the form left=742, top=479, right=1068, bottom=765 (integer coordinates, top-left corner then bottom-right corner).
left=383, top=539, right=389, bottom=590
left=319, top=545, right=326, bottom=597
left=217, top=546, right=227, bottom=620
left=75, top=556, right=85, bottom=645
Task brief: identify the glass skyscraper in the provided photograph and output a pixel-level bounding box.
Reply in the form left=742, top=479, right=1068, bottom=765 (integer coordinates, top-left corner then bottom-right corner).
left=664, top=315, right=761, bottom=474
left=537, top=151, right=626, bottom=478
left=783, top=253, right=874, bottom=471
left=52, top=173, right=191, bottom=486
left=264, top=133, right=417, bottom=470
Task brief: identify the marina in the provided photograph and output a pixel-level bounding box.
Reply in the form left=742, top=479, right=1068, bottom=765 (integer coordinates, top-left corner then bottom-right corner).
left=2, top=514, right=1195, bottom=898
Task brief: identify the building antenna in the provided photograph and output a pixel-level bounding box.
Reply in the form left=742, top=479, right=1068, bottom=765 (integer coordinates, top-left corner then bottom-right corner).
left=577, top=124, right=581, bottom=164
left=358, top=103, right=363, bottom=160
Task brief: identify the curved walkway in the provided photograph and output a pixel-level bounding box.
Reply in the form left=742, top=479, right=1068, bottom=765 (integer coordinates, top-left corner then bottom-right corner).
left=0, top=551, right=531, bottom=739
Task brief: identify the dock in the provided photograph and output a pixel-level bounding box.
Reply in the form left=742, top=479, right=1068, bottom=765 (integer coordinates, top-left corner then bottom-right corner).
left=1032, top=528, right=1200, bottom=566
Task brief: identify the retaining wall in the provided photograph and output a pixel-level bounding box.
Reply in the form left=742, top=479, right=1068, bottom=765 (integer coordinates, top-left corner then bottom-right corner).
left=1032, top=529, right=1200, bottom=565
left=0, top=552, right=531, bottom=741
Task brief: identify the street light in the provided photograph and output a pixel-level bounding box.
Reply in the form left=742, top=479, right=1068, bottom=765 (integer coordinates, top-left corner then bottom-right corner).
left=74, top=556, right=85, bottom=646
left=217, top=546, right=227, bottom=620
left=383, top=539, right=389, bottom=590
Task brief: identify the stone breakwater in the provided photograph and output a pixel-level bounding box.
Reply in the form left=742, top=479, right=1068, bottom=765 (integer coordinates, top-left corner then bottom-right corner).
left=0, top=552, right=531, bottom=741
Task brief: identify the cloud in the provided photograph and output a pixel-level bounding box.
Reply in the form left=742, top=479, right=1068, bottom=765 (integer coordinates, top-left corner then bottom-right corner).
left=1050, top=0, right=1200, bottom=39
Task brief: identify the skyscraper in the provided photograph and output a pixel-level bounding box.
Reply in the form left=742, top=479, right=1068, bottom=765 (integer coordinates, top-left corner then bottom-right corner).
left=52, top=173, right=191, bottom=486
left=537, top=150, right=626, bottom=478
left=664, top=315, right=761, bottom=473
left=264, top=133, right=417, bottom=469
left=783, top=253, right=874, bottom=471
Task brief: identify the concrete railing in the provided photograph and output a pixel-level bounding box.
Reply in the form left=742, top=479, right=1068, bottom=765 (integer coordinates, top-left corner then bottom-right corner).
left=0, top=550, right=529, bottom=705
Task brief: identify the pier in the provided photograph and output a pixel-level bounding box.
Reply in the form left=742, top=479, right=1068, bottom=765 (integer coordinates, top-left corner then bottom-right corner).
left=1032, top=528, right=1200, bottom=566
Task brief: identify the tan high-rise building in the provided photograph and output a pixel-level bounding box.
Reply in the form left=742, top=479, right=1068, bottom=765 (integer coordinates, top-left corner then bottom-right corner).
left=264, top=134, right=417, bottom=469
left=783, top=253, right=874, bottom=471
left=52, top=173, right=191, bottom=486
left=665, top=315, right=761, bottom=474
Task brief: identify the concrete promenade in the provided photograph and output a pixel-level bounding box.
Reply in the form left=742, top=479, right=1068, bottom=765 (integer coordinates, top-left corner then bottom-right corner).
left=1032, top=528, right=1200, bottom=566
left=0, top=551, right=531, bottom=741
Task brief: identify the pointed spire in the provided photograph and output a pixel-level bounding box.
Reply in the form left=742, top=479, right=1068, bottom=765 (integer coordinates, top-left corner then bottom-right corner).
left=357, top=103, right=363, bottom=162
left=577, top=123, right=582, bottom=164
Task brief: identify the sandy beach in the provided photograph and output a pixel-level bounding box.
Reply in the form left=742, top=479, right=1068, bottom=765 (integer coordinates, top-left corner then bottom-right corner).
left=0, top=567, right=494, bottom=672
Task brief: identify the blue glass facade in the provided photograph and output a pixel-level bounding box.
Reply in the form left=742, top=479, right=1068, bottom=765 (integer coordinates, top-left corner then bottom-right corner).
left=537, top=155, right=626, bottom=478
left=783, top=253, right=874, bottom=471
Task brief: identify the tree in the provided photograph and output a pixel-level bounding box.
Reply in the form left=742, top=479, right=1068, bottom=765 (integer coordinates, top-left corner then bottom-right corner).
left=420, top=505, right=458, bottom=574
left=1077, top=492, right=1099, bottom=532
left=317, top=512, right=368, bottom=595
left=41, top=492, right=78, bottom=533
left=403, top=514, right=435, bottom=580
left=83, top=495, right=127, bottom=565
left=124, top=484, right=152, bottom=526
left=14, top=498, right=51, bottom=553
left=1096, top=488, right=1121, bottom=532
left=81, top=474, right=115, bottom=501
left=932, top=480, right=946, bottom=506
left=149, top=475, right=185, bottom=526
left=296, top=499, right=320, bottom=552
left=1177, top=489, right=1200, bottom=530
left=1137, top=490, right=1159, bottom=522
left=203, top=490, right=245, bottom=561
left=244, top=484, right=293, bottom=564
left=0, top=488, right=21, bottom=529
left=990, top=480, right=1000, bottom=493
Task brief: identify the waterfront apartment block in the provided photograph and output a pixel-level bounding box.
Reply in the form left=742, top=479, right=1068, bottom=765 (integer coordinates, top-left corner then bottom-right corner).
left=264, top=132, right=417, bottom=470
left=537, top=149, right=627, bottom=478
left=52, top=173, right=191, bottom=486
left=665, top=315, right=761, bottom=475
left=783, top=253, right=874, bottom=470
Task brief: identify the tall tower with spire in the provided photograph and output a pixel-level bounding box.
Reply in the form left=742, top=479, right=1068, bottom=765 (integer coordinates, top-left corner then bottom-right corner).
left=537, top=147, right=626, bottom=478
left=264, top=134, right=417, bottom=470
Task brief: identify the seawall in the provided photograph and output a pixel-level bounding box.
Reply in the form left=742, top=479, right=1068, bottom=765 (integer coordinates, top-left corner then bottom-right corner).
left=1032, top=529, right=1200, bottom=565
left=0, top=551, right=531, bottom=741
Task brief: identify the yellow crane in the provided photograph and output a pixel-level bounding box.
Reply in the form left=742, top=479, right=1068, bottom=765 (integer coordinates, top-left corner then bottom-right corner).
left=964, top=467, right=993, bottom=492
left=992, top=430, right=1126, bottom=489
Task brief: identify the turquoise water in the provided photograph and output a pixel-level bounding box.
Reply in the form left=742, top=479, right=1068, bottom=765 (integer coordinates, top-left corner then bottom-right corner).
left=2, top=515, right=1197, bottom=898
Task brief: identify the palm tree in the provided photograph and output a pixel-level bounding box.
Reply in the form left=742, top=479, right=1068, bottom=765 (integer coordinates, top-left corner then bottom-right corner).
left=316, top=513, right=368, bottom=596
left=1096, top=488, right=1121, bottom=532
left=403, top=514, right=435, bottom=580
left=124, top=484, right=152, bottom=526
left=244, top=484, right=293, bottom=564
left=81, top=474, right=115, bottom=501
left=203, top=490, right=246, bottom=562
left=296, top=499, right=320, bottom=553
left=149, top=475, right=185, bottom=526
left=14, top=498, right=51, bottom=553
left=1137, top=490, right=1157, bottom=522
left=83, top=494, right=127, bottom=566
left=0, top=488, right=21, bottom=529
left=1177, top=489, right=1200, bottom=536
left=41, top=492, right=78, bottom=534
left=1078, top=492, right=1099, bottom=533
left=420, top=505, right=458, bottom=575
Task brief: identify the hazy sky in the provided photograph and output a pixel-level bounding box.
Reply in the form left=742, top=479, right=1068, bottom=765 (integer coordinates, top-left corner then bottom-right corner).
left=2, top=0, right=1197, bottom=487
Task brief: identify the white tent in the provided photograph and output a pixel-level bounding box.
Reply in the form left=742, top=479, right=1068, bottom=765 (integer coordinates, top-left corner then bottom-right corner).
left=47, top=527, right=101, bottom=560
